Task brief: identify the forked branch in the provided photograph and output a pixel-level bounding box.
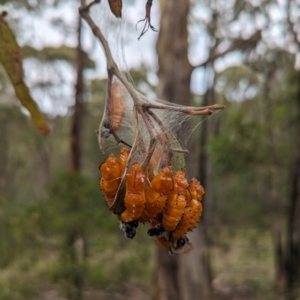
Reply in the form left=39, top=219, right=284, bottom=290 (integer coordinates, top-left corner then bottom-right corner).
left=136, top=0, right=158, bottom=40
left=79, top=1, right=224, bottom=154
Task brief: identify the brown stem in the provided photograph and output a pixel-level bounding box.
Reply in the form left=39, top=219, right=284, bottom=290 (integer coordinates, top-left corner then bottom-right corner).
left=98, top=69, right=113, bottom=152
left=171, top=148, right=189, bottom=154
left=79, top=1, right=145, bottom=107
left=79, top=1, right=225, bottom=156
left=147, top=108, right=171, bottom=146
left=141, top=137, right=157, bottom=169
left=79, top=1, right=118, bottom=71
left=112, top=70, right=145, bottom=106
left=136, top=105, right=156, bottom=139
left=142, top=103, right=225, bottom=115
left=79, top=0, right=100, bottom=12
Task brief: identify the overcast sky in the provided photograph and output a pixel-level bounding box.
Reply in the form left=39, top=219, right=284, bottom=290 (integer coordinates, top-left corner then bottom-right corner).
left=1, top=0, right=292, bottom=115
left=2, top=0, right=211, bottom=115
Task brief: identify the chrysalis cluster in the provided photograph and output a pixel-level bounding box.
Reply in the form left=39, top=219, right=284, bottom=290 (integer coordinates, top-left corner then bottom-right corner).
left=78, top=0, right=224, bottom=255
left=99, top=147, right=205, bottom=254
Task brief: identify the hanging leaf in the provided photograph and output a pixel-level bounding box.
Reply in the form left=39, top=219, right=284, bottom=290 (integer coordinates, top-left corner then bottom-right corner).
left=108, top=0, right=122, bottom=18
left=0, top=14, right=50, bottom=135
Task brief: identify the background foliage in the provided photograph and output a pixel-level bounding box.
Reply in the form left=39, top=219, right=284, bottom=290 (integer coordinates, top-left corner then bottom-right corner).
left=1, top=0, right=300, bottom=299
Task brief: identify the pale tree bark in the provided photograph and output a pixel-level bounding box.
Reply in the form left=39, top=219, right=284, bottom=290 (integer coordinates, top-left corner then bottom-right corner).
left=156, top=0, right=192, bottom=105
left=156, top=1, right=212, bottom=299
left=156, top=246, right=180, bottom=300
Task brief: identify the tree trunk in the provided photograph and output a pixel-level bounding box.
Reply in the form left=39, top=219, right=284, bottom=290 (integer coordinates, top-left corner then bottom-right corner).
left=199, top=65, right=215, bottom=229
left=156, top=0, right=192, bottom=105
left=66, top=16, right=86, bottom=300
left=262, top=69, right=286, bottom=289
left=286, top=157, right=300, bottom=300
left=285, top=71, right=300, bottom=300
left=177, top=66, right=214, bottom=300
left=273, top=227, right=285, bottom=289
left=156, top=1, right=212, bottom=299
left=70, top=17, right=84, bottom=172
left=156, top=246, right=180, bottom=300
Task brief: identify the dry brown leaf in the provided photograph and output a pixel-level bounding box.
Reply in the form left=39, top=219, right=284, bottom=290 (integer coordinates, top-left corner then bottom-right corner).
left=108, top=0, right=122, bottom=18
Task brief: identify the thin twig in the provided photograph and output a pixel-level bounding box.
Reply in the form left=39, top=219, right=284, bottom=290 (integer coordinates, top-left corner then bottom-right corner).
left=79, top=1, right=224, bottom=159
left=141, top=137, right=157, bottom=170
left=79, top=0, right=101, bottom=12
left=146, top=109, right=171, bottom=149
left=143, top=103, right=225, bottom=114
left=171, top=148, right=189, bottom=154
left=79, top=0, right=145, bottom=107
left=79, top=1, right=117, bottom=71
left=135, top=105, right=156, bottom=139
left=136, top=0, right=158, bottom=40
left=98, top=69, right=113, bottom=152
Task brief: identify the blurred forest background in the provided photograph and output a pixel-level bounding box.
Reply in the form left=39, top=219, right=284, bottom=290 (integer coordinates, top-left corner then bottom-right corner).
left=0, top=0, right=300, bottom=300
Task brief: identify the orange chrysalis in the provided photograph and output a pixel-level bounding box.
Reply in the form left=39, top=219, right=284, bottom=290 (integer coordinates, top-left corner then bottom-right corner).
left=99, top=154, right=122, bottom=207
left=139, top=166, right=173, bottom=222
left=110, top=81, right=125, bottom=131
left=171, top=178, right=204, bottom=240
left=162, top=170, right=188, bottom=232
left=120, top=163, right=146, bottom=222
left=118, top=146, right=130, bottom=174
